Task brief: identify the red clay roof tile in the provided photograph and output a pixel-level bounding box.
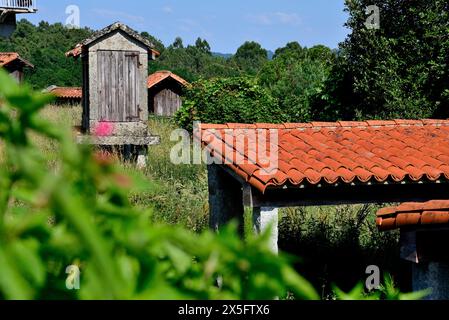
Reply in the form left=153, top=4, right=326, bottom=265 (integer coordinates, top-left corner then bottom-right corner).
left=0, top=52, right=34, bottom=68
left=377, top=200, right=449, bottom=231
left=198, top=120, right=449, bottom=193
left=147, top=71, right=189, bottom=88
left=47, top=87, right=82, bottom=99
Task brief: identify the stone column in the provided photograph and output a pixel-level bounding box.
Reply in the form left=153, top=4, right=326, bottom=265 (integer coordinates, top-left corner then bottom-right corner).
left=207, top=165, right=244, bottom=236
left=136, top=146, right=148, bottom=169
left=253, top=207, right=279, bottom=254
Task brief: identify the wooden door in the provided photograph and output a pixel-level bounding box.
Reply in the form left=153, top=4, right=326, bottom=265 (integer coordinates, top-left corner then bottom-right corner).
left=154, top=89, right=182, bottom=116
left=97, top=50, right=140, bottom=122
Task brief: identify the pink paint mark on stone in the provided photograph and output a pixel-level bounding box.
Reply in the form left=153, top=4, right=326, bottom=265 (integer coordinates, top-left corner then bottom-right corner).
left=94, top=122, right=114, bottom=137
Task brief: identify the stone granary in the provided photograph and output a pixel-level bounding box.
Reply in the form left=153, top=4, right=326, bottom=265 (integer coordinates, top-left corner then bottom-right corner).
left=199, top=120, right=449, bottom=299
left=66, top=22, right=161, bottom=166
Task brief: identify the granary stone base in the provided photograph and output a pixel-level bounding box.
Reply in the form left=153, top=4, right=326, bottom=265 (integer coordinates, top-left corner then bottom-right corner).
left=88, top=121, right=150, bottom=137
left=76, top=134, right=160, bottom=146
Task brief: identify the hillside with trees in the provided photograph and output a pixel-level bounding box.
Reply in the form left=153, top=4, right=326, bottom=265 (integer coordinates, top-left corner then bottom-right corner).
left=1, top=0, right=447, bottom=124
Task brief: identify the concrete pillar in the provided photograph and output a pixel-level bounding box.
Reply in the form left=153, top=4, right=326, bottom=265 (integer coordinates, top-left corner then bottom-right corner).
left=412, top=262, right=449, bottom=300
left=207, top=165, right=244, bottom=236
left=253, top=207, right=279, bottom=254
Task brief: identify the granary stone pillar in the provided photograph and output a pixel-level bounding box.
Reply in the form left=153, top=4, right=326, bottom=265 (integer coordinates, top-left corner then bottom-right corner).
left=253, top=207, right=279, bottom=254
left=400, top=230, right=449, bottom=300
left=136, top=146, right=148, bottom=169
left=207, top=165, right=244, bottom=236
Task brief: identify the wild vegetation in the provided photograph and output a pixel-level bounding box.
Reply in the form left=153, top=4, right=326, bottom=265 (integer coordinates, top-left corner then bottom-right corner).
left=1, top=0, right=447, bottom=299
left=0, top=72, right=427, bottom=299
left=1, top=70, right=428, bottom=300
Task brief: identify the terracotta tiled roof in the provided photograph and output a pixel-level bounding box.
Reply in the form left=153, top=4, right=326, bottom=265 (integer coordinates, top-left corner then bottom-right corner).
left=65, top=45, right=83, bottom=58
left=147, top=71, right=189, bottom=88
left=0, top=52, right=34, bottom=68
left=48, top=87, right=82, bottom=99
left=65, top=22, right=160, bottom=59
left=377, top=200, right=449, bottom=231
left=198, top=120, right=449, bottom=193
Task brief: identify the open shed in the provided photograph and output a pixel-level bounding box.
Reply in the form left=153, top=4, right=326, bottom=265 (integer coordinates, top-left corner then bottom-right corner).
left=66, top=22, right=160, bottom=158
left=45, top=86, right=82, bottom=105
left=199, top=120, right=449, bottom=299
left=147, top=70, right=189, bottom=117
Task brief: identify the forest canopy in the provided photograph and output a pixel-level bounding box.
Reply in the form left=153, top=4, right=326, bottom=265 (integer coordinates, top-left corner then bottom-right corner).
left=1, top=0, right=448, bottom=124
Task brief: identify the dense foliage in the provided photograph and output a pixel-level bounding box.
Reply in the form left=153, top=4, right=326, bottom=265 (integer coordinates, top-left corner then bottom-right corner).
left=0, top=20, right=92, bottom=89
left=175, top=77, right=283, bottom=130
left=149, top=37, right=240, bottom=82
left=258, top=42, right=335, bottom=122
left=314, top=0, right=449, bottom=120
left=177, top=43, right=336, bottom=127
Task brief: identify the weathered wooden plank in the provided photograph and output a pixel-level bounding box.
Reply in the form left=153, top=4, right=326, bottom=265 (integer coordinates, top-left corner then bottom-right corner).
left=96, top=50, right=141, bottom=122
left=153, top=88, right=182, bottom=117
left=118, top=51, right=125, bottom=122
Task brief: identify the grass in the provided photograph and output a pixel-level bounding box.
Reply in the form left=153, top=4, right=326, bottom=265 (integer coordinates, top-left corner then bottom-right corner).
left=36, top=104, right=402, bottom=294
left=37, top=106, right=210, bottom=232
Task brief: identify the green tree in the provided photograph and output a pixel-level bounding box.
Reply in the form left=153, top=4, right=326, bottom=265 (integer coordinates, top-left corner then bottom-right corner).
left=141, top=31, right=165, bottom=53
left=0, top=20, right=93, bottom=89
left=314, top=0, right=449, bottom=121
left=195, top=37, right=211, bottom=55
left=232, top=41, right=268, bottom=75
left=151, top=37, right=239, bottom=81
left=172, top=37, right=184, bottom=49
left=259, top=43, right=334, bottom=122
left=273, top=41, right=304, bottom=60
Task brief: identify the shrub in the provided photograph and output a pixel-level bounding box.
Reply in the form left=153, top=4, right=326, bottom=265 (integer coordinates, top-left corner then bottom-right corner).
left=175, top=77, right=284, bottom=130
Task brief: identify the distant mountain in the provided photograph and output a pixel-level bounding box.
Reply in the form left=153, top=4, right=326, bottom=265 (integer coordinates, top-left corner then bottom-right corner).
left=213, top=51, right=275, bottom=60
left=212, top=52, right=233, bottom=59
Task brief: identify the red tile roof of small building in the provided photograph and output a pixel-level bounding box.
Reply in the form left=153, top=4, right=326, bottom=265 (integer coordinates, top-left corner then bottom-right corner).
left=147, top=71, right=189, bottom=88
left=377, top=200, right=449, bottom=231
left=48, top=87, right=82, bottom=99
left=65, top=23, right=160, bottom=59
left=0, top=52, right=34, bottom=68
left=198, top=120, right=449, bottom=193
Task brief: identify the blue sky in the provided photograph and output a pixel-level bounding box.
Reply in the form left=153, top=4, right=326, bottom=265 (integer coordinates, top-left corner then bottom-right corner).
left=26, top=0, right=349, bottom=53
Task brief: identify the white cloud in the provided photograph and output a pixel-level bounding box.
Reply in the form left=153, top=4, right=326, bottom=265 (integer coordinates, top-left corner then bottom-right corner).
left=248, top=12, right=301, bottom=26
left=162, top=6, right=173, bottom=14
left=274, top=12, right=301, bottom=25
